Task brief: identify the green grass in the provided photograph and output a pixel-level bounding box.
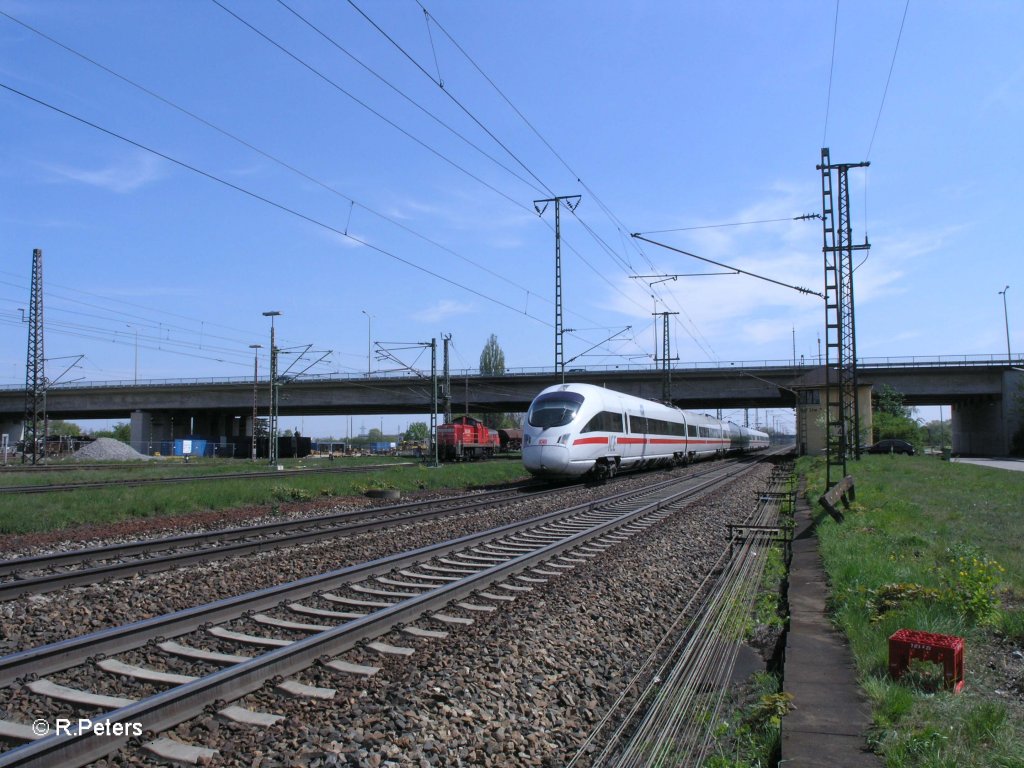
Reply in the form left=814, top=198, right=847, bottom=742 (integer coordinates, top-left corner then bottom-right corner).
left=0, top=458, right=530, bottom=535
left=798, top=454, right=1024, bottom=768
left=0, top=455, right=411, bottom=487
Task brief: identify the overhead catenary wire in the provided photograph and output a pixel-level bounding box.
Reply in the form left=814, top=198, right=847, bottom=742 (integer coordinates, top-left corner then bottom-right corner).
left=412, top=17, right=710, bottom=359
left=866, top=0, right=910, bottom=161
left=345, top=0, right=555, bottom=200
left=822, top=0, right=841, bottom=146
left=269, top=0, right=545, bottom=196
left=0, top=81, right=556, bottom=330
left=0, top=9, right=554, bottom=309
left=209, top=0, right=535, bottom=215
left=632, top=233, right=825, bottom=299
left=416, top=1, right=660, bottom=277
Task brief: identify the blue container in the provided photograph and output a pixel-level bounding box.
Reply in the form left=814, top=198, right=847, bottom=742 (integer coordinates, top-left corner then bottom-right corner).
left=174, top=438, right=207, bottom=457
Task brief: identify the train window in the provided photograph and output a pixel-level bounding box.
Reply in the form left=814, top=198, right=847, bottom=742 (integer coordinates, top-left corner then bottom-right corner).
left=688, top=424, right=697, bottom=437
left=527, top=391, right=585, bottom=428
left=582, top=411, right=623, bottom=433
left=647, top=417, right=679, bottom=436
left=627, top=415, right=646, bottom=434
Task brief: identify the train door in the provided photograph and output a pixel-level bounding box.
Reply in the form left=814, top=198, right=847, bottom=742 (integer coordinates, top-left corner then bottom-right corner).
left=638, top=403, right=649, bottom=462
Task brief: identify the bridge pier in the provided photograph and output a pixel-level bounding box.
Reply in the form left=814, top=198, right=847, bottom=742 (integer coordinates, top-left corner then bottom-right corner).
left=130, top=409, right=254, bottom=457
left=951, top=369, right=1022, bottom=455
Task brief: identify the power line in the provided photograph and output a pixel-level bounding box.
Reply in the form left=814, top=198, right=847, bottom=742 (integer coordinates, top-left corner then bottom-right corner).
left=270, top=0, right=545, bottom=195
left=631, top=233, right=825, bottom=299
left=636, top=214, right=821, bottom=236
left=412, top=2, right=723, bottom=357
left=866, top=0, right=910, bottom=160
left=0, top=9, right=554, bottom=307
left=345, top=0, right=554, bottom=199
left=823, top=0, right=840, bottom=146
left=0, top=81, right=558, bottom=330
left=209, top=0, right=532, bottom=215
left=416, top=1, right=660, bottom=280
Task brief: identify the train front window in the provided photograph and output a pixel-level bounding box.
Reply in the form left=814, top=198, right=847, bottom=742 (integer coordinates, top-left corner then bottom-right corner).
left=528, top=392, right=585, bottom=428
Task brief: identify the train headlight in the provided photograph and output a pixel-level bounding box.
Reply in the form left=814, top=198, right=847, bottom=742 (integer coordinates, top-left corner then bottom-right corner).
left=523, top=434, right=531, bottom=446
left=557, top=433, right=571, bottom=445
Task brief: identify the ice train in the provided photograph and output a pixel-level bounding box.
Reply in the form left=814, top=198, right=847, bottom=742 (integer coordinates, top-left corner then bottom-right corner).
left=522, top=383, right=769, bottom=480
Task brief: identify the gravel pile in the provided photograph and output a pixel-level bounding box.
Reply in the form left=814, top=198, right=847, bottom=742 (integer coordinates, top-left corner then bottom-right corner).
left=73, top=437, right=153, bottom=461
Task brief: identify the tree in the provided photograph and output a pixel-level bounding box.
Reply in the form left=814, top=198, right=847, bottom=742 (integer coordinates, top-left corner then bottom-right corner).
left=47, top=419, right=82, bottom=436
left=875, top=384, right=912, bottom=419
left=404, top=422, right=429, bottom=442
left=918, top=419, right=951, bottom=451
left=91, top=422, right=130, bottom=442
left=872, top=385, right=918, bottom=444
left=479, top=334, right=505, bottom=376
left=476, top=335, right=513, bottom=428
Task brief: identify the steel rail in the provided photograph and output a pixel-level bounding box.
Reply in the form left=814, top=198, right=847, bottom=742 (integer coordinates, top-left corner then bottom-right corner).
left=0, top=459, right=766, bottom=768
left=0, top=468, right=712, bottom=687
left=592, top=462, right=792, bottom=766
left=0, top=484, right=548, bottom=593
left=0, top=456, right=753, bottom=597
left=0, top=460, right=770, bottom=765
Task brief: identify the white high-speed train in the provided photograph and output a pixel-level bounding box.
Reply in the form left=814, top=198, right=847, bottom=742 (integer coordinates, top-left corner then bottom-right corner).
left=522, top=383, right=769, bottom=480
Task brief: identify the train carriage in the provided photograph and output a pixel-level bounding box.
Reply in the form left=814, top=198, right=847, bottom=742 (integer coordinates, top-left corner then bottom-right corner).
left=522, top=383, right=767, bottom=480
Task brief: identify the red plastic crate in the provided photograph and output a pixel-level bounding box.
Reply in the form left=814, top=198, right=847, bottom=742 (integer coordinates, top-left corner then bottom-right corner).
left=888, top=629, right=964, bottom=692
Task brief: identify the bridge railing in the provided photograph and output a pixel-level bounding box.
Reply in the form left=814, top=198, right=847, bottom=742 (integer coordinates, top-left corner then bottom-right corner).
left=0, top=353, right=1019, bottom=392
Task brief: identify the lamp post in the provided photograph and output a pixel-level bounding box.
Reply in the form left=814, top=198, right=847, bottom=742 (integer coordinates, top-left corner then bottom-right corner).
left=262, top=311, right=281, bottom=466
left=999, top=285, right=1011, bottom=362
left=361, top=310, right=373, bottom=377
left=249, top=343, right=261, bottom=462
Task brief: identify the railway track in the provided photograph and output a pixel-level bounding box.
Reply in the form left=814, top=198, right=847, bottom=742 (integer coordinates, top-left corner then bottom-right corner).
left=0, top=455, right=766, bottom=767
left=0, top=461, right=415, bottom=495
left=580, top=461, right=795, bottom=765
left=0, top=483, right=550, bottom=600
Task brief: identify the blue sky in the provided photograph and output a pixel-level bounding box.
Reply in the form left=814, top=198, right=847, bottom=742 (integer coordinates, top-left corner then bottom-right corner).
left=1, top=1, right=1021, bottom=438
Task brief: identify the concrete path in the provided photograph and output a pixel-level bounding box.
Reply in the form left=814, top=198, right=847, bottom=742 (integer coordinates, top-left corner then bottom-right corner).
left=780, top=487, right=882, bottom=767
left=951, top=457, right=1024, bottom=472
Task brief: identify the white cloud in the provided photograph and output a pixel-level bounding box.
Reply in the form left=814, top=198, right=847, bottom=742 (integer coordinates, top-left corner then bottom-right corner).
left=411, top=299, right=476, bottom=323
left=44, top=152, right=164, bottom=193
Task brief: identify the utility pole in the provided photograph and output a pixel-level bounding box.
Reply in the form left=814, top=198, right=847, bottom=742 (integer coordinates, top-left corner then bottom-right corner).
left=430, top=338, right=439, bottom=467
left=441, top=334, right=452, bottom=424
left=262, top=311, right=282, bottom=467
left=534, top=195, right=581, bottom=377
left=23, top=249, right=44, bottom=464
left=818, top=148, right=870, bottom=488
left=249, top=344, right=261, bottom=461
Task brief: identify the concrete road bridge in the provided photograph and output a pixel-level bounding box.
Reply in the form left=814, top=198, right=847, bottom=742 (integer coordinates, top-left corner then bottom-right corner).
left=1, top=355, right=1020, bottom=456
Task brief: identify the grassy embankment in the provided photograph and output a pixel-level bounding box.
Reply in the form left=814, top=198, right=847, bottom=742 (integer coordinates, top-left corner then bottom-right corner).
left=0, top=456, right=530, bottom=535
left=798, top=454, right=1024, bottom=767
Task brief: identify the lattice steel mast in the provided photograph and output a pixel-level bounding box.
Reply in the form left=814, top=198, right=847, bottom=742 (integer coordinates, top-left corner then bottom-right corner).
left=818, top=148, right=870, bottom=487
left=654, top=310, right=679, bottom=403
left=534, top=195, right=581, bottom=378
left=23, top=249, right=45, bottom=465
